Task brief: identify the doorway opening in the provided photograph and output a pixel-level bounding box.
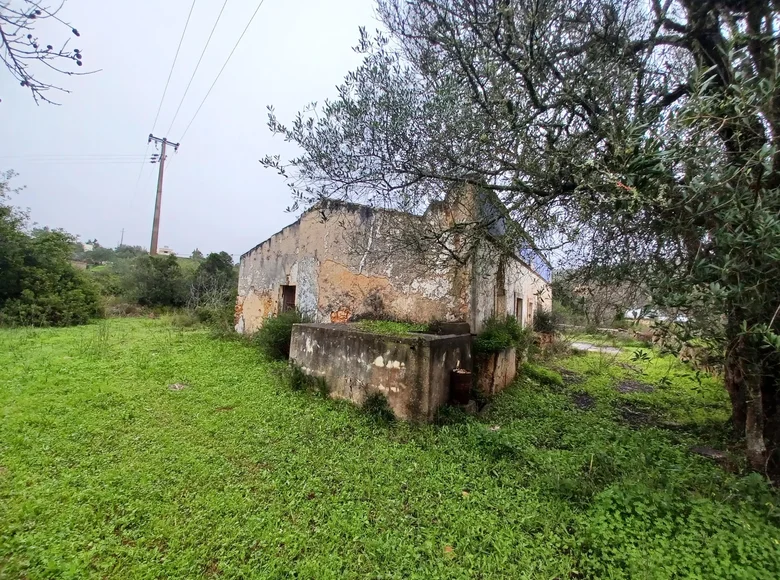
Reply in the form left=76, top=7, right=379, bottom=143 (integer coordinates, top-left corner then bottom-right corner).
left=281, top=285, right=296, bottom=312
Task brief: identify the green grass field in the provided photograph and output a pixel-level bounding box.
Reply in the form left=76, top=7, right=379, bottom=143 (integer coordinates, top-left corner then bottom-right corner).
left=1, top=319, right=778, bottom=578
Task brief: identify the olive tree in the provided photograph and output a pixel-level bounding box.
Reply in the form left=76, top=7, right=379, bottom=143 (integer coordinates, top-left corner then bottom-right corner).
left=263, top=0, right=780, bottom=477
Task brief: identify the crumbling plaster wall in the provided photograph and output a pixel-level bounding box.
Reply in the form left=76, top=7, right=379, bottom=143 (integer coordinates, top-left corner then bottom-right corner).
left=236, top=204, right=471, bottom=334
left=473, top=246, right=552, bottom=333
left=290, top=323, right=472, bottom=422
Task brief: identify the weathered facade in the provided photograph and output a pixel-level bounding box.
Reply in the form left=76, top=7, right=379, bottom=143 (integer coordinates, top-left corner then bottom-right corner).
left=236, top=188, right=551, bottom=334
left=290, top=323, right=472, bottom=422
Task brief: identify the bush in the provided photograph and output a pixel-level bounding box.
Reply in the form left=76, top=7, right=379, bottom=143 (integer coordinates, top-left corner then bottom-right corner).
left=533, top=309, right=560, bottom=333
left=552, top=301, right=586, bottom=326
left=521, top=362, right=564, bottom=387
left=474, top=315, right=531, bottom=354
left=0, top=188, right=103, bottom=326
left=254, top=310, right=308, bottom=360
left=87, top=267, right=122, bottom=297
left=185, top=252, right=238, bottom=336
left=0, top=282, right=102, bottom=327
left=288, top=364, right=310, bottom=391
left=123, top=255, right=188, bottom=307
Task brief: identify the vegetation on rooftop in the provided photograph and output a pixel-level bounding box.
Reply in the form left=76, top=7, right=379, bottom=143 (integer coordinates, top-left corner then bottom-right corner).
left=353, top=319, right=427, bottom=336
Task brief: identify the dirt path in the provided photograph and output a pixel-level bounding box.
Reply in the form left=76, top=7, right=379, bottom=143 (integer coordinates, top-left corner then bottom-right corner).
left=570, top=341, right=621, bottom=354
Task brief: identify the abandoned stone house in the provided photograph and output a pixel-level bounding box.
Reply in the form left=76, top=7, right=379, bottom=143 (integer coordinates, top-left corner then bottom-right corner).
left=235, top=187, right=552, bottom=335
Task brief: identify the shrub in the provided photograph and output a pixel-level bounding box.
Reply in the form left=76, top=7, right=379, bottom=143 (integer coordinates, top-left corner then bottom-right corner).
left=0, top=191, right=103, bottom=327
left=194, top=304, right=235, bottom=336
left=474, top=315, right=531, bottom=354
left=0, top=282, right=102, bottom=327
left=552, top=301, right=586, bottom=326
left=255, top=310, right=308, bottom=360
left=288, top=364, right=310, bottom=391
left=123, top=255, right=188, bottom=307
left=104, top=298, right=147, bottom=318
left=87, top=267, right=122, bottom=297
left=185, top=252, right=238, bottom=337
left=533, top=309, right=560, bottom=333
left=521, top=362, right=564, bottom=387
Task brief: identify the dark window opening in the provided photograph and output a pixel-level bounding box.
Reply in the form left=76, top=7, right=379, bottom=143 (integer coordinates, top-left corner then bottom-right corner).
left=281, top=285, right=296, bottom=312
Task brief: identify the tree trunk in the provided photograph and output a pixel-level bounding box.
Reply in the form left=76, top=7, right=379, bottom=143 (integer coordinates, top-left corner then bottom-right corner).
left=725, top=333, right=780, bottom=481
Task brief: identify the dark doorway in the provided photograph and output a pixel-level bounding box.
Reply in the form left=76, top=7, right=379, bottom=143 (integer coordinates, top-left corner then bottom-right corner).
left=281, top=285, right=296, bottom=312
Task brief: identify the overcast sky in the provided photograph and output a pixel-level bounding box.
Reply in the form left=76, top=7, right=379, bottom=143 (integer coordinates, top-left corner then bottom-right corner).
left=1, top=0, right=377, bottom=259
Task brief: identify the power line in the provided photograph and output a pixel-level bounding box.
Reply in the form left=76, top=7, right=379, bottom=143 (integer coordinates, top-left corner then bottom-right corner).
left=166, top=0, right=231, bottom=136
left=131, top=0, right=198, bottom=207
left=178, top=0, right=267, bottom=142
left=151, top=0, right=199, bottom=134
left=0, top=154, right=149, bottom=159
left=11, top=159, right=154, bottom=165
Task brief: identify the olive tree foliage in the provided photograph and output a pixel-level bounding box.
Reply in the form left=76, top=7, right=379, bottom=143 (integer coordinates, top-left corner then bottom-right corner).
left=262, top=0, right=780, bottom=476
left=0, top=0, right=90, bottom=104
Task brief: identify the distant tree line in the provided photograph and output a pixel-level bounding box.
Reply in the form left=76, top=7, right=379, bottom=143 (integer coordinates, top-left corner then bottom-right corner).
left=0, top=171, right=237, bottom=329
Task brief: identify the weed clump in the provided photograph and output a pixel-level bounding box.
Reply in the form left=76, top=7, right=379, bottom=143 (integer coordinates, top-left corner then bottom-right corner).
left=288, top=364, right=330, bottom=397
left=521, top=362, right=564, bottom=387
left=288, top=364, right=309, bottom=391
left=363, top=392, right=395, bottom=422
left=354, top=319, right=426, bottom=335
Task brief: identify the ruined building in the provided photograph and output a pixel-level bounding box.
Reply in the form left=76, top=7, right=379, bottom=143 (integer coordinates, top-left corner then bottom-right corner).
left=235, top=187, right=552, bottom=334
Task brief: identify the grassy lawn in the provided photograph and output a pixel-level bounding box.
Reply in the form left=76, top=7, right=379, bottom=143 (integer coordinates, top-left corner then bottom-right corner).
left=1, top=319, right=778, bottom=579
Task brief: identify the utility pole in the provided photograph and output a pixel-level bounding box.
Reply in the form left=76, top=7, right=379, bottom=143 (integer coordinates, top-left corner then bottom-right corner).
left=147, top=134, right=179, bottom=256
left=119, top=228, right=124, bottom=248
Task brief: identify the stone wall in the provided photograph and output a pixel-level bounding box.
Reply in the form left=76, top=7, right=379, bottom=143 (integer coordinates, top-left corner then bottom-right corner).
left=236, top=202, right=471, bottom=334
left=236, top=187, right=553, bottom=335
left=475, top=348, right=517, bottom=397
left=289, top=323, right=472, bottom=422
left=473, top=246, right=552, bottom=333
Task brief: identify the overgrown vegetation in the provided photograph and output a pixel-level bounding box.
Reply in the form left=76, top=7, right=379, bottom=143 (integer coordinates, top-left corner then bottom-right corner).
left=0, top=319, right=777, bottom=577
left=254, top=310, right=308, bottom=360
left=0, top=171, right=102, bottom=327
left=354, top=319, right=426, bottom=336
left=532, top=309, right=560, bottom=334
left=362, top=392, right=396, bottom=422
left=520, top=363, right=563, bottom=388
left=262, top=0, right=780, bottom=477
left=288, top=364, right=329, bottom=397
left=122, top=255, right=188, bottom=308
left=473, top=315, right=530, bottom=354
